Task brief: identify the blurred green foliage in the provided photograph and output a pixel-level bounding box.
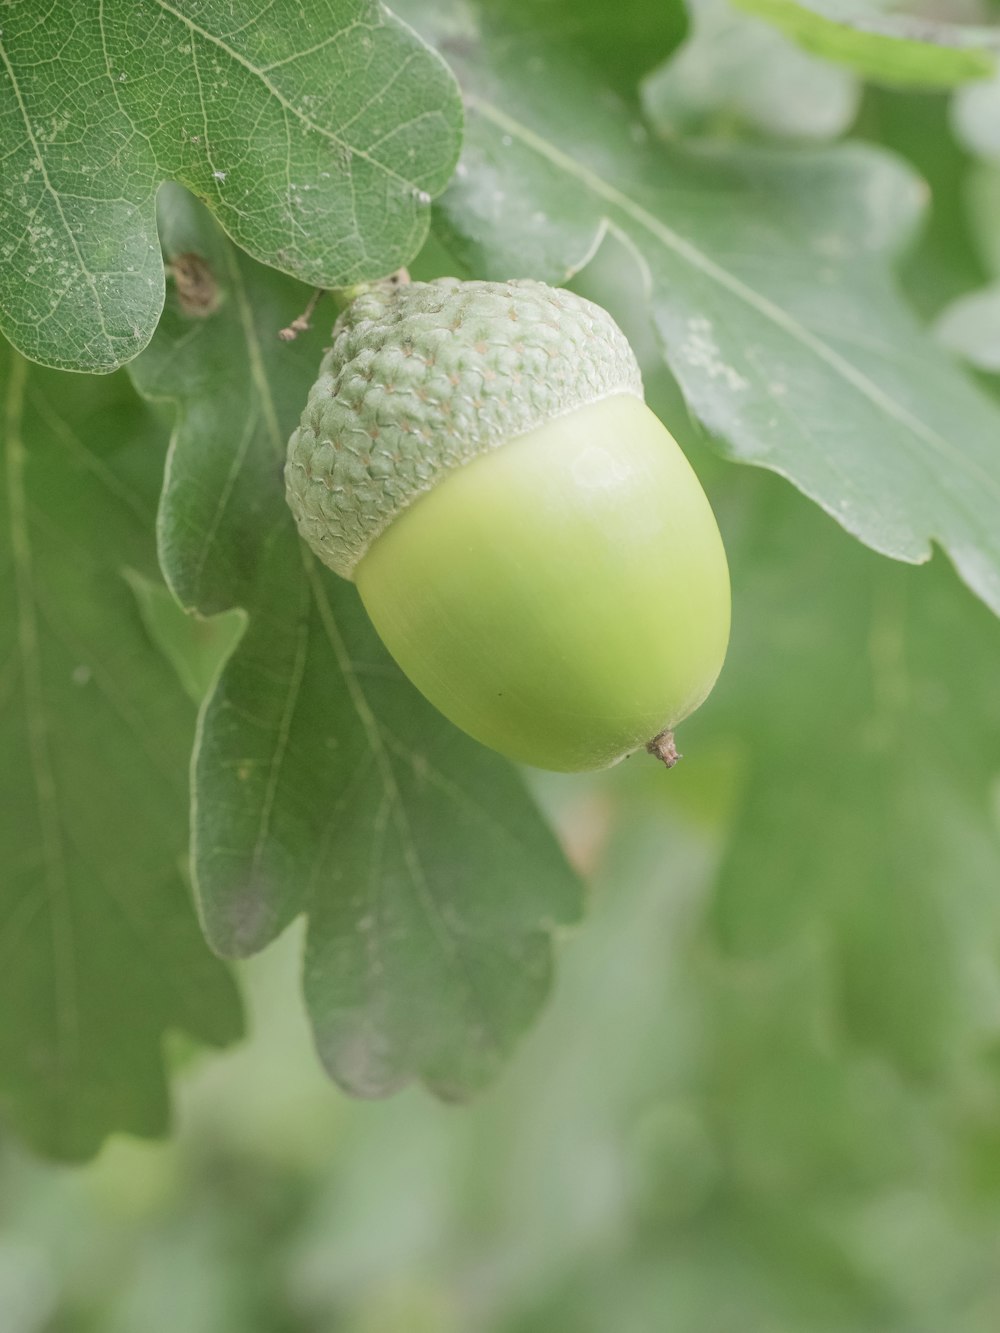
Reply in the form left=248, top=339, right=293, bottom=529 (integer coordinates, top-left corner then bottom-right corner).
left=5, top=233, right=1000, bottom=1333
left=4, top=0, right=1000, bottom=1327
left=2, top=652, right=999, bottom=1330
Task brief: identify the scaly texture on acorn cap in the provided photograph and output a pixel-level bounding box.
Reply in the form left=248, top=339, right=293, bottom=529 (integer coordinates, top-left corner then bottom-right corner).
left=285, top=277, right=644, bottom=579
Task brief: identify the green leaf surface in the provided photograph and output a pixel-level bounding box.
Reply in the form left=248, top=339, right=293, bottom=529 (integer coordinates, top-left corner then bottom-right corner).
left=0, top=344, right=242, bottom=1160
left=734, top=0, right=998, bottom=87
left=128, top=187, right=580, bottom=1102
left=0, top=0, right=462, bottom=373
left=406, top=0, right=1000, bottom=619
left=694, top=470, right=1000, bottom=1079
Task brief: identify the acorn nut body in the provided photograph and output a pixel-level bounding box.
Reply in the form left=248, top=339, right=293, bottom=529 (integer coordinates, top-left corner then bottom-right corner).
left=285, top=278, right=730, bottom=772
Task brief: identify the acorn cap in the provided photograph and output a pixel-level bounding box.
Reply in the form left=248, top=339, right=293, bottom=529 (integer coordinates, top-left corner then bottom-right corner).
left=285, top=277, right=644, bottom=580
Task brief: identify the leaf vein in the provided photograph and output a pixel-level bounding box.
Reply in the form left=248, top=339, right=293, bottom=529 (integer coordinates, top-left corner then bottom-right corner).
left=152, top=0, right=419, bottom=189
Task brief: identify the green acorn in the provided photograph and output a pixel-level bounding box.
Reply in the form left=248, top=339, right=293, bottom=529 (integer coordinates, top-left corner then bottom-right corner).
left=285, top=277, right=730, bottom=772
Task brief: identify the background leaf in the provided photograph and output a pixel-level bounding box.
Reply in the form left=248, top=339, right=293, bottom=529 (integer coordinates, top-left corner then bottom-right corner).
left=935, top=281, right=1000, bottom=368
left=856, top=88, right=987, bottom=320
left=574, top=224, right=1000, bottom=1085
left=4, top=0, right=1000, bottom=1323
left=472, top=0, right=689, bottom=98
left=643, top=0, right=860, bottom=142
left=6, top=469, right=1000, bottom=1326
left=933, top=154, right=1000, bottom=370
left=696, top=473, right=1000, bottom=1078
left=734, top=0, right=999, bottom=87
left=0, top=0, right=462, bottom=373
left=128, top=186, right=581, bottom=1102
left=953, top=67, right=1000, bottom=159
left=0, top=342, right=242, bottom=1160
left=402, top=0, right=1000, bottom=620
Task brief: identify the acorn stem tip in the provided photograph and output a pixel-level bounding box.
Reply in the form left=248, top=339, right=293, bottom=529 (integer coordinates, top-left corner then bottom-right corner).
left=646, top=730, right=681, bottom=769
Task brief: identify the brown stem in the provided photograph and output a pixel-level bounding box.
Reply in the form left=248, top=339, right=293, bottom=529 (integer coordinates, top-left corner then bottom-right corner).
left=280, top=269, right=412, bottom=342
left=646, top=730, right=681, bottom=769
left=278, top=287, right=324, bottom=342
